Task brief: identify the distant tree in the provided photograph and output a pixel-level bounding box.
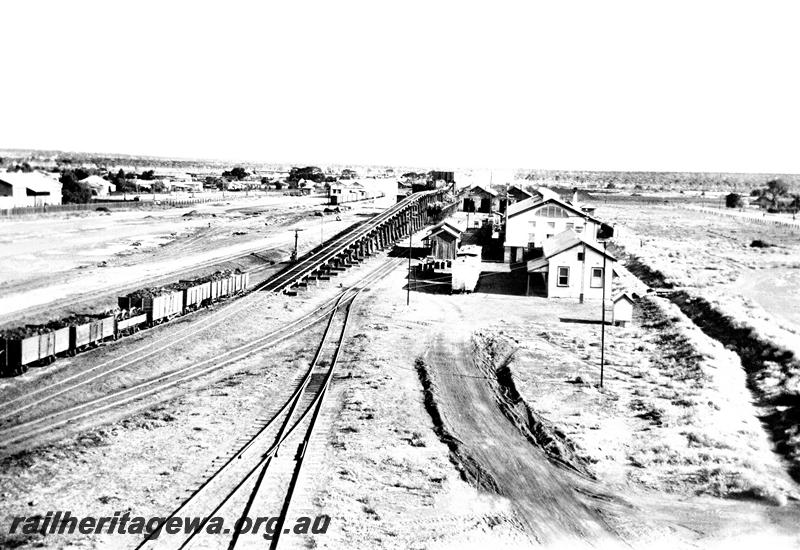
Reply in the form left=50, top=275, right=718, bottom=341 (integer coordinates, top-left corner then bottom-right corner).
left=725, top=193, right=743, bottom=208
left=111, top=169, right=127, bottom=189
left=222, top=166, right=249, bottom=180
left=340, top=168, right=358, bottom=180
left=760, top=178, right=789, bottom=209
left=0, top=157, right=4, bottom=165
left=287, top=166, right=324, bottom=183
left=606, top=182, right=617, bottom=189
left=73, top=167, right=90, bottom=181
left=750, top=189, right=761, bottom=197
left=140, top=170, right=156, bottom=180
left=60, top=171, right=92, bottom=203
left=204, top=176, right=222, bottom=189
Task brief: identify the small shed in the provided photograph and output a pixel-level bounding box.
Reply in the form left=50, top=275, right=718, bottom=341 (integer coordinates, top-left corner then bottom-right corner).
left=612, top=293, right=634, bottom=326
left=427, top=224, right=461, bottom=260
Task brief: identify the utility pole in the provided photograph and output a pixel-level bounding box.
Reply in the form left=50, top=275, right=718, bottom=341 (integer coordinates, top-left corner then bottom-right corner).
left=407, top=208, right=418, bottom=306
left=600, top=240, right=608, bottom=388
left=290, top=228, right=304, bottom=262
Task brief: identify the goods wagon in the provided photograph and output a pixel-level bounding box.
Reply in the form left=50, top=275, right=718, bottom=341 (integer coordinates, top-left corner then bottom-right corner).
left=0, top=324, right=71, bottom=375
left=116, top=312, right=148, bottom=335
left=329, top=188, right=384, bottom=205
left=64, top=314, right=116, bottom=352
left=172, top=280, right=212, bottom=311
left=118, top=288, right=184, bottom=326
left=451, top=245, right=482, bottom=294
left=1, top=269, right=251, bottom=377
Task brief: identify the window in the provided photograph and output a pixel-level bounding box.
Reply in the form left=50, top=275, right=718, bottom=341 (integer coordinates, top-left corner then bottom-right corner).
left=547, top=221, right=555, bottom=228
left=575, top=225, right=584, bottom=233
left=528, top=233, right=536, bottom=242
left=557, top=266, right=570, bottom=286
left=577, top=252, right=584, bottom=261
left=528, top=220, right=537, bottom=228
left=533, top=205, right=569, bottom=218
left=591, top=267, right=603, bottom=288
left=566, top=222, right=574, bottom=230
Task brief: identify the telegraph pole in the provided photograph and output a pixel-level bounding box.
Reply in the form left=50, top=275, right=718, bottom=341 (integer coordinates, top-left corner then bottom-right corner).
left=290, top=228, right=304, bottom=262
left=407, top=207, right=418, bottom=306
left=600, top=240, right=608, bottom=388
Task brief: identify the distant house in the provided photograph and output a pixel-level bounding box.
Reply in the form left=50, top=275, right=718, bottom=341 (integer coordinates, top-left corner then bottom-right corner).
left=612, top=293, right=635, bottom=326
left=507, top=185, right=532, bottom=202
left=499, top=185, right=533, bottom=214
left=504, top=196, right=608, bottom=263
left=525, top=230, right=615, bottom=300
left=79, top=175, right=116, bottom=197
left=0, top=171, right=63, bottom=208
left=462, top=185, right=498, bottom=214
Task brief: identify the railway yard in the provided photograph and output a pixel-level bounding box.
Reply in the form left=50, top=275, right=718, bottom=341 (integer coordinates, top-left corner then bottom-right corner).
left=1, top=193, right=800, bottom=550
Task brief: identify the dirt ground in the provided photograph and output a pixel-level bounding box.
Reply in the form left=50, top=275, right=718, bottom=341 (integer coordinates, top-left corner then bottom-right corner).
left=280, top=264, right=800, bottom=548
left=0, top=192, right=395, bottom=328
left=600, top=203, right=800, bottom=355
left=1, top=221, right=799, bottom=548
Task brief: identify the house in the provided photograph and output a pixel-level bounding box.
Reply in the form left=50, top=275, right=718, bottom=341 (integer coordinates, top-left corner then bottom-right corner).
left=504, top=196, right=607, bottom=263
left=170, top=181, right=203, bottom=193
left=612, top=293, right=635, bottom=326
left=525, top=230, right=615, bottom=300
left=461, top=185, right=498, bottom=214
left=499, top=185, right=533, bottom=214
left=426, top=222, right=462, bottom=260
left=0, top=171, right=63, bottom=209
left=79, top=175, right=116, bottom=197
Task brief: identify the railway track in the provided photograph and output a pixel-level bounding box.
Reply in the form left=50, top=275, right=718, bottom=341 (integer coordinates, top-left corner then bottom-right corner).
left=0, top=222, right=385, bottom=428
left=137, top=262, right=368, bottom=550
left=262, top=190, right=435, bottom=292
left=0, top=193, right=427, bottom=421
left=0, top=258, right=401, bottom=450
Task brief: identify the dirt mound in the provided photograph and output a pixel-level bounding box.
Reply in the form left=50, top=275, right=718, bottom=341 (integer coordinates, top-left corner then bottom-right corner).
left=413, top=357, right=501, bottom=493
left=472, top=333, right=595, bottom=478
left=670, top=291, right=800, bottom=481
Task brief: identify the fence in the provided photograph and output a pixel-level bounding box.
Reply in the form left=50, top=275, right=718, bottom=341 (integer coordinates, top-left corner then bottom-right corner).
left=0, top=197, right=219, bottom=218
left=681, top=205, right=800, bottom=229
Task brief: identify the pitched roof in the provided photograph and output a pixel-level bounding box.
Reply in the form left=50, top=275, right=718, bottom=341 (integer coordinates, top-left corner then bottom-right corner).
left=430, top=220, right=463, bottom=234
left=526, top=256, right=549, bottom=272
left=428, top=224, right=461, bottom=240
left=547, top=229, right=616, bottom=260
left=79, top=175, right=111, bottom=188
left=613, top=292, right=635, bottom=304
left=507, top=185, right=533, bottom=199
left=0, top=171, right=61, bottom=194
left=508, top=195, right=603, bottom=224
left=467, top=185, right=497, bottom=196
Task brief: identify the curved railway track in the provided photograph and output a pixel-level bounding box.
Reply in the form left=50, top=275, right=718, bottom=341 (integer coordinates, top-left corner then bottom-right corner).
left=0, top=192, right=430, bottom=428
left=0, top=258, right=401, bottom=450
left=137, top=265, right=365, bottom=549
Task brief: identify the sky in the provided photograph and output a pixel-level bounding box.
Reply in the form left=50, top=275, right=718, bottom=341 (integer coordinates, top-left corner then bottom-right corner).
left=1, top=1, right=799, bottom=173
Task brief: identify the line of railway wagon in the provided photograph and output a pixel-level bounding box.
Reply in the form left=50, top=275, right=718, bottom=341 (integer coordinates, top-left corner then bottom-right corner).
left=0, top=270, right=250, bottom=377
